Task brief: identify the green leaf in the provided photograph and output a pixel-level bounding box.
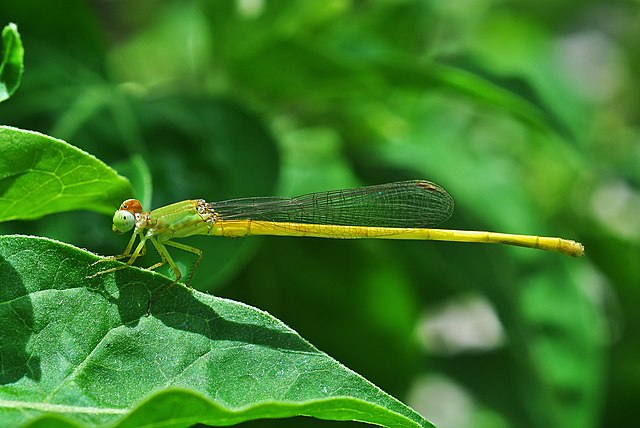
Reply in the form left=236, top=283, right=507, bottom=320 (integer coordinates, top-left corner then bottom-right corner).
left=0, top=126, right=132, bottom=221
left=0, top=235, right=434, bottom=428
left=375, top=59, right=574, bottom=142
left=0, top=23, right=24, bottom=102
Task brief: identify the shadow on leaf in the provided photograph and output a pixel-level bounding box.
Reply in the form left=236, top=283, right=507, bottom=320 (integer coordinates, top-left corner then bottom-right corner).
left=0, top=253, right=41, bottom=384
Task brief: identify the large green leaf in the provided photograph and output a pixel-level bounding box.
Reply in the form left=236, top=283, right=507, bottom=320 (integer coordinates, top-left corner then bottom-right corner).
left=0, top=235, right=434, bottom=428
left=0, top=23, right=23, bottom=102
left=0, top=126, right=132, bottom=221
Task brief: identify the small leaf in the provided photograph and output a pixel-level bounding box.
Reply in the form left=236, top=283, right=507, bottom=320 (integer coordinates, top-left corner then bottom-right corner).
left=0, top=126, right=132, bottom=221
left=0, top=235, right=434, bottom=428
left=0, top=23, right=24, bottom=102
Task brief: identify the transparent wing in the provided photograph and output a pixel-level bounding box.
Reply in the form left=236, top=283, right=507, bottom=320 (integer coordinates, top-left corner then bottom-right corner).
left=211, top=180, right=454, bottom=228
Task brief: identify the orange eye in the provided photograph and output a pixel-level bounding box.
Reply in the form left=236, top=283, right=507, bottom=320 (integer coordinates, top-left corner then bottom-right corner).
left=119, top=199, right=143, bottom=214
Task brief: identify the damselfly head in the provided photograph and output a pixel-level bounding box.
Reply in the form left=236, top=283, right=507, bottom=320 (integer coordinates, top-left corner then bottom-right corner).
left=112, top=199, right=142, bottom=234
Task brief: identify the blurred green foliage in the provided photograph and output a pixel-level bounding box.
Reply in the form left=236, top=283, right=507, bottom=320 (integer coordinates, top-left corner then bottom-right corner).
left=0, top=0, right=638, bottom=427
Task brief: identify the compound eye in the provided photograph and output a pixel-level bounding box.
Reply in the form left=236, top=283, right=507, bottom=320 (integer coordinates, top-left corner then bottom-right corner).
left=119, top=199, right=143, bottom=213
left=112, top=209, right=136, bottom=233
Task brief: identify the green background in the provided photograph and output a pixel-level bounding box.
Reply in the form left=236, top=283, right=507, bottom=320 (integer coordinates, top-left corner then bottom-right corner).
left=1, top=1, right=638, bottom=427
